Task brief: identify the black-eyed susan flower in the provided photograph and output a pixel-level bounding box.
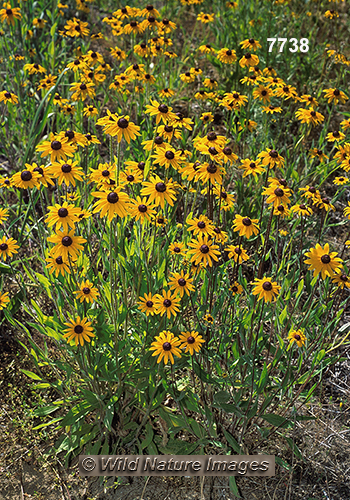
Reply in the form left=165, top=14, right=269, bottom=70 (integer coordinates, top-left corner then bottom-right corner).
left=252, top=277, right=281, bottom=303
left=23, top=62, right=46, bottom=74
left=309, top=148, right=328, bottom=163
left=74, top=280, right=99, bottom=304
left=323, top=88, right=348, bottom=104
left=326, top=130, right=345, bottom=142
left=187, top=234, right=220, bottom=267
left=198, top=162, right=225, bottom=185
left=84, top=133, right=100, bottom=145
left=197, top=12, right=214, bottom=23
left=252, top=85, right=273, bottom=104
left=332, top=272, right=350, bottom=289
left=70, top=81, right=95, bottom=101
left=262, top=185, right=292, bottom=207
left=47, top=230, right=86, bottom=261
left=288, top=329, right=306, bottom=348
left=12, top=166, right=41, bottom=189
left=187, top=215, right=215, bottom=236
left=258, top=148, right=285, bottom=169
left=274, top=84, right=299, bottom=101
left=145, top=99, right=177, bottom=124
left=180, top=71, right=196, bottom=83
left=217, top=48, right=237, bottom=64
left=0, top=90, right=18, bottom=105
left=152, top=148, right=182, bottom=170
left=169, top=241, right=186, bottom=256
left=340, top=118, right=350, bottom=131
left=83, top=105, right=98, bottom=118
left=203, top=313, right=214, bottom=324
left=120, top=167, right=143, bottom=186
left=239, top=52, right=259, bottom=67
left=325, top=9, right=339, bottom=19
left=141, top=176, right=177, bottom=208
left=299, top=94, right=319, bottom=108
left=240, top=38, right=262, bottom=51
left=154, top=290, right=181, bottom=319
left=304, top=243, right=343, bottom=279
left=225, top=245, right=249, bottom=263
left=233, top=214, right=259, bottom=239
left=65, top=17, right=89, bottom=37
left=290, top=204, right=313, bottom=216
left=137, top=292, right=157, bottom=316
left=158, top=87, right=175, bottom=98
left=0, top=2, right=21, bottom=25
left=0, top=208, right=8, bottom=224
left=63, top=316, right=94, bottom=346
left=200, top=112, right=214, bottom=123
left=179, top=331, right=205, bottom=354
left=89, top=162, right=116, bottom=187
left=168, top=271, right=195, bottom=297
left=46, top=202, right=81, bottom=231
left=0, top=291, right=10, bottom=310
left=49, top=159, right=84, bottom=187
left=33, top=17, right=47, bottom=28
left=220, top=91, right=248, bottom=110
left=36, top=133, right=76, bottom=162
left=149, top=330, right=182, bottom=365
left=198, top=43, right=216, bottom=55
left=91, top=188, right=130, bottom=221
left=45, top=253, right=71, bottom=277
left=229, top=282, right=243, bottom=297
left=240, top=158, right=265, bottom=178
left=128, top=197, right=155, bottom=223
left=334, top=176, right=349, bottom=186
left=0, top=236, right=19, bottom=261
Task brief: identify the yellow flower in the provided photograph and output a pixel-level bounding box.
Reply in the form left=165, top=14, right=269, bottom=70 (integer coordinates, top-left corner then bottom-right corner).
left=0, top=236, right=19, bottom=261
left=154, top=290, right=181, bottom=319
left=252, top=277, right=281, bottom=303
left=149, top=330, right=182, bottom=365
left=0, top=2, right=21, bottom=25
left=63, top=316, right=94, bottom=346
left=74, top=280, right=99, bottom=303
left=233, top=215, right=259, bottom=239
left=179, top=331, right=205, bottom=354
left=323, top=88, right=348, bottom=104
left=288, top=329, right=306, bottom=348
left=141, top=176, right=177, bottom=209
left=168, top=271, right=195, bottom=297
left=47, top=230, right=86, bottom=261
left=304, top=243, right=343, bottom=279
left=0, top=291, right=10, bottom=310
left=91, top=188, right=130, bottom=221
left=187, top=234, right=220, bottom=267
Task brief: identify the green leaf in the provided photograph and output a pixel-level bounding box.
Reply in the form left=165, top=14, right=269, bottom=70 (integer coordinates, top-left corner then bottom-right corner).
left=261, top=414, right=293, bottom=428
left=223, top=430, right=241, bottom=453
left=32, top=417, right=63, bottom=430
left=141, top=422, right=154, bottom=450
left=229, top=476, right=241, bottom=498
left=20, top=369, right=42, bottom=381
left=214, top=391, right=231, bottom=404
left=33, top=405, right=58, bottom=417
left=275, top=456, right=291, bottom=470
left=285, top=437, right=304, bottom=461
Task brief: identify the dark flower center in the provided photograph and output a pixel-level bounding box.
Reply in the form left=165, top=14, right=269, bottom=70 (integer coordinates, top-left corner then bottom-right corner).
left=185, top=71, right=191, bottom=77
left=178, top=278, right=186, bottom=286
left=83, top=287, right=90, bottom=294
left=173, top=246, right=180, bottom=253
left=232, top=286, right=238, bottom=292
left=262, top=90, right=267, bottom=96
left=235, top=247, right=242, bottom=255
left=262, top=281, right=272, bottom=291
left=140, top=43, right=147, bottom=49
left=249, top=38, right=255, bottom=44
left=138, top=162, right=145, bottom=170
left=198, top=221, right=206, bottom=229
left=164, top=125, right=173, bottom=132
left=0, top=243, right=8, bottom=251
left=6, top=8, right=12, bottom=15
left=187, top=336, right=195, bottom=344
left=4, top=91, right=11, bottom=98
left=207, top=164, right=217, bottom=173
left=74, top=325, right=83, bottom=333
left=310, top=111, right=316, bottom=117
left=300, top=204, right=306, bottom=209
left=130, top=21, right=137, bottom=27
left=340, top=275, right=348, bottom=282
left=334, top=89, right=340, bottom=96
left=226, top=50, right=232, bottom=56
left=245, top=53, right=251, bottom=59
left=208, top=147, right=218, bottom=155
left=232, top=93, right=239, bottom=99
left=118, top=118, right=129, bottom=129
left=206, top=44, right=211, bottom=48
left=107, top=192, right=119, bottom=204
left=269, top=150, right=278, bottom=158
left=158, top=104, right=168, bottom=113
left=309, top=186, right=316, bottom=193
left=61, top=164, right=72, bottom=173
left=333, top=131, right=340, bottom=137
left=146, top=300, right=153, bottom=307
left=138, top=204, right=147, bottom=213
left=207, top=131, right=217, bottom=141
left=65, top=130, right=74, bottom=139
left=294, top=334, right=301, bottom=341
left=277, top=205, right=284, bottom=212
left=34, top=64, right=39, bottom=69
left=165, top=150, right=175, bottom=160
left=102, top=169, right=110, bottom=177
left=127, top=174, right=134, bottom=182
left=155, top=136, right=163, bottom=144
left=162, top=18, right=169, bottom=24
left=155, top=182, right=166, bottom=192
left=80, top=83, right=87, bottom=90
left=163, top=341, right=171, bottom=351
left=321, top=254, right=331, bottom=264
left=33, top=166, right=43, bottom=175
left=51, top=140, right=62, bottom=150
left=283, top=86, right=289, bottom=92
left=58, top=207, right=68, bottom=217
left=200, top=245, right=209, bottom=253
left=55, top=256, right=63, bottom=264
left=163, top=299, right=172, bottom=307
left=21, top=170, right=32, bottom=181
left=62, top=236, right=72, bottom=246
left=274, top=188, right=284, bottom=197
left=242, top=217, right=251, bottom=226
left=249, top=162, right=256, bottom=168
left=317, top=149, right=322, bottom=155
